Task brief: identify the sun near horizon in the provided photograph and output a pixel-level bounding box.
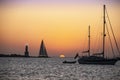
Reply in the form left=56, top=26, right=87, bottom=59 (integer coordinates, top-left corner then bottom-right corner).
left=59, top=54, right=65, bottom=58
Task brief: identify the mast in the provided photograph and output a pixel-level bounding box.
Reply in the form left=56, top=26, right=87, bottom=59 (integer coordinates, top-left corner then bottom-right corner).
left=88, top=25, right=90, bottom=56
left=103, top=5, right=106, bottom=58
left=82, top=26, right=91, bottom=56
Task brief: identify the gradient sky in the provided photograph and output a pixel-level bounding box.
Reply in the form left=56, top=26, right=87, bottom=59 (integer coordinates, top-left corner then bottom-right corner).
left=0, top=0, right=120, bottom=57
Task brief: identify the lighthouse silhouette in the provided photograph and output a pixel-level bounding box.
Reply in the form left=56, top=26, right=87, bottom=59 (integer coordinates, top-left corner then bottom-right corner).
left=24, top=44, right=29, bottom=57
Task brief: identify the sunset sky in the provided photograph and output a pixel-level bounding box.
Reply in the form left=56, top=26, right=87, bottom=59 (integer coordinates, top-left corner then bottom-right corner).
left=0, top=0, right=120, bottom=57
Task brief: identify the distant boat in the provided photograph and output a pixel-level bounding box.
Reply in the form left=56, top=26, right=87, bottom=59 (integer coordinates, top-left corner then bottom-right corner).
left=78, top=5, right=119, bottom=65
left=63, top=60, right=76, bottom=64
left=39, top=40, right=48, bottom=58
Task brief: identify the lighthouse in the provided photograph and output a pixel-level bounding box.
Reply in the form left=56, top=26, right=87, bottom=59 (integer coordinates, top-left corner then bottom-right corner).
left=24, top=44, right=29, bottom=57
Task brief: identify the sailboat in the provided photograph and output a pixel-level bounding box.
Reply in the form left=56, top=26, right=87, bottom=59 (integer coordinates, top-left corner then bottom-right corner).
left=39, top=40, right=48, bottom=58
left=78, top=5, right=119, bottom=65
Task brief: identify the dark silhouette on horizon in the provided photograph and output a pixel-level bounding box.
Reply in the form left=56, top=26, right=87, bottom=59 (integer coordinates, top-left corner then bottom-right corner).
left=0, top=54, right=24, bottom=57
left=24, top=45, right=29, bottom=57
left=39, top=40, right=48, bottom=58
left=0, top=41, right=50, bottom=58
left=77, top=5, right=119, bottom=65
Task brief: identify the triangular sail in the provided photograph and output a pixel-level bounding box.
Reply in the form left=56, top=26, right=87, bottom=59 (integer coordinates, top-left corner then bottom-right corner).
left=39, top=40, right=48, bottom=57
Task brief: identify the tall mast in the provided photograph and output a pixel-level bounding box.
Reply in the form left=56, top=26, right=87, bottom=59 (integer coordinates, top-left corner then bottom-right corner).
left=82, top=25, right=91, bottom=56
left=103, top=5, right=106, bottom=58
left=88, top=25, right=90, bottom=56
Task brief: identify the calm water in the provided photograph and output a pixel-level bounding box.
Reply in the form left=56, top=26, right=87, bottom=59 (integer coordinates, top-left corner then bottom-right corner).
left=0, top=57, right=120, bottom=80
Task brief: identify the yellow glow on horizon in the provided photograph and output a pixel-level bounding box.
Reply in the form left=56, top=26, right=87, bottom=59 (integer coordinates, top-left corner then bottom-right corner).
left=60, top=54, right=65, bottom=58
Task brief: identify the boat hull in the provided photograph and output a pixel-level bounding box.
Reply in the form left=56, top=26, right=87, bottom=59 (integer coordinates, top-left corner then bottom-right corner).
left=63, top=60, right=76, bottom=64
left=78, top=57, right=118, bottom=65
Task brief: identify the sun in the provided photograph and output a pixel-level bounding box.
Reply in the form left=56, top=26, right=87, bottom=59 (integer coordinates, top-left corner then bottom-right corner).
left=60, top=54, right=65, bottom=58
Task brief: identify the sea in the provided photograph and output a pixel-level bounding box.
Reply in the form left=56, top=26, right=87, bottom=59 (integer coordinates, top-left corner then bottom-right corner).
left=0, top=57, right=120, bottom=80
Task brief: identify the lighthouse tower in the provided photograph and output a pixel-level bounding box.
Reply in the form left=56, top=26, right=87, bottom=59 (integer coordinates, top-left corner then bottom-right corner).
left=24, top=45, right=29, bottom=57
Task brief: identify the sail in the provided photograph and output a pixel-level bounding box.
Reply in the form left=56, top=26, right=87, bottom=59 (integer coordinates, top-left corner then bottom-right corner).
left=39, top=40, right=48, bottom=57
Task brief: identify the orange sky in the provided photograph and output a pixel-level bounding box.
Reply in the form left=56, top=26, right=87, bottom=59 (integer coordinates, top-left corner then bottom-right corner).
left=0, top=0, right=120, bottom=57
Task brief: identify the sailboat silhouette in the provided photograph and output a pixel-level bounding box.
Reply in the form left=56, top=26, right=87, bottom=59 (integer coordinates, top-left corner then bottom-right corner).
left=39, top=40, right=48, bottom=58
left=78, top=5, right=119, bottom=65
